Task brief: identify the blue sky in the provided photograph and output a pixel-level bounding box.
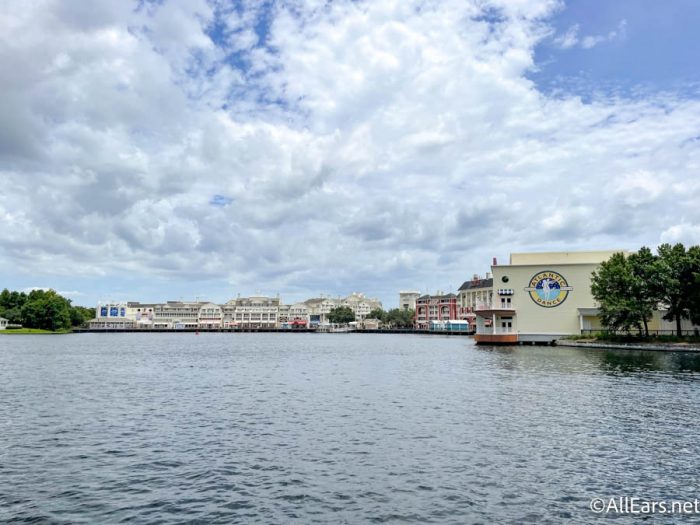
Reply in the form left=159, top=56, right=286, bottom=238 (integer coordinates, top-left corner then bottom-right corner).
left=1, top=0, right=699, bottom=309
left=533, top=0, right=700, bottom=96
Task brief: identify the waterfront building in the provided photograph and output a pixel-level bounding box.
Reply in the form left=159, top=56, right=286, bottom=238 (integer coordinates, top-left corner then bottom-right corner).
left=278, top=303, right=310, bottom=328
left=153, top=301, right=203, bottom=329
left=474, top=250, right=623, bottom=344
left=0, top=317, right=8, bottom=330
left=414, top=293, right=458, bottom=330
left=226, top=295, right=280, bottom=329
left=342, top=292, right=382, bottom=320
left=457, top=275, right=493, bottom=331
left=305, top=293, right=382, bottom=325
left=87, top=291, right=382, bottom=330
left=399, top=291, right=421, bottom=311
left=89, top=302, right=139, bottom=329
left=197, top=303, right=224, bottom=329
left=304, top=297, right=341, bottom=325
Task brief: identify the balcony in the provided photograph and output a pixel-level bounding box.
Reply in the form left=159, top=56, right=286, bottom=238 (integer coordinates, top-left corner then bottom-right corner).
left=474, top=301, right=516, bottom=317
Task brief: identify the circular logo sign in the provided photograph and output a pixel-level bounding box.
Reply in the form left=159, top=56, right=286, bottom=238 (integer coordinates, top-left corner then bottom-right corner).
left=525, top=271, right=573, bottom=308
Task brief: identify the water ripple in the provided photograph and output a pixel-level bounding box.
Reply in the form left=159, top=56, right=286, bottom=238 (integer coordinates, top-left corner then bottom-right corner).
left=2, top=333, right=700, bottom=523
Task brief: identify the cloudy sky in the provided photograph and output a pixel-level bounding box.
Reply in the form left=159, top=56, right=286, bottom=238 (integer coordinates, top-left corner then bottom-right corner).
left=1, top=0, right=699, bottom=308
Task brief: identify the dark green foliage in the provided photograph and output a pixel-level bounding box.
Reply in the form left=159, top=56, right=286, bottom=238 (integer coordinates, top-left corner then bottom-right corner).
left=328, top=306, right=355, bottom=324
left=592, top=244, right=700, bottom=337
left=0, top=288, right=93, bottom=330
left=367, top=308, right=386, bottom=321
left=385, top=308, right=415, bottom=328
left=653, top=243, right=700, bottom=336
left=591, top=252, right=649, bottom=333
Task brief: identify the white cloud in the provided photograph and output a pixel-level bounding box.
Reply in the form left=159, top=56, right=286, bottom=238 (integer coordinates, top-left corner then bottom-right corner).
left=661, top=223, right=700, bottom=245
left=0, top=2, right=698, bottom=306
left=554, top=19, right=627, bottom=50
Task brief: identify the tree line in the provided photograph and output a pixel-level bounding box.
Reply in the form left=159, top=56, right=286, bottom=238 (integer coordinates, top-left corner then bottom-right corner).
left=326, top=306, right=415, bottom=328
left=591, top=243, right=700, bottom=336
left=0, top=289, right=95, bottom=331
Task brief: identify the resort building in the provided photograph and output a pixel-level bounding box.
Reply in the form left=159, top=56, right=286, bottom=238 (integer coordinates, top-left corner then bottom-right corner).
left=399, top=291, right=421, bottom=311
left=88, top=291, right=382, bottom=330
left=304, top=293, right=382, bottom=325
left=278, top=303, right=310, bottom=328
left=474, top=250, right=623, bottom=344
left=225, top=296, right=280, bottom=329
left=457, top=275, right=493, bottom=331
left=414, top=293, right=458, bottom=330
left=342, top=292, right=382, bottom=320
left=153, top=301, right=204, bottom=329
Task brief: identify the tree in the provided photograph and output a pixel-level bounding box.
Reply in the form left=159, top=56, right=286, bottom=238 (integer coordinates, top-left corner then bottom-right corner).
left=0, top=289, right=27, bottom=322
left=690, top=246, right=700, bottom=330
left=652, top=243, right=697, bottom=336
left=70, top=306, right=95, bottom=327
left=20, top=289, right=72, bottom=331
left=591, top=252, right=649, bottom=334
left=328, top=306, right=355, bottom=324
left=627, top=247, right=660, bottom=336
left=367, top=308, right=386, bottom=321
left=385, top=308, right=415, bottom=328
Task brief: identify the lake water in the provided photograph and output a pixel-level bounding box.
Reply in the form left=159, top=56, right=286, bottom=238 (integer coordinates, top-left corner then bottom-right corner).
left=2, top=333, right=700, bottom=524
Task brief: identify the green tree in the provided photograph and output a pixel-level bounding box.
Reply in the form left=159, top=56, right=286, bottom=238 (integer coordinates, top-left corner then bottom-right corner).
left=652, top=243, right=697, bottom=336
left=328, top=306, right=355, bottom=324
left=0, top=289, right=27, bottom=322
left=685, top=245, right=700, bottom=330
left=627, top=247, right=660, bottom=336
left=591, top=252, right=654, bottom=334
left=367, top=308, right=386, bottom=321
left=1, top=307, right=23, bottom=324
left=385, top=308, right=415, bottom=328
left=20, top=289, right=72, bottom=331
left=70, top=306, right=95, bottom=327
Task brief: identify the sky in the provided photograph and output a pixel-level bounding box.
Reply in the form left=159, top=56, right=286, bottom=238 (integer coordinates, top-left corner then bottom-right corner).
left=1, top=0, right=699, bottom=309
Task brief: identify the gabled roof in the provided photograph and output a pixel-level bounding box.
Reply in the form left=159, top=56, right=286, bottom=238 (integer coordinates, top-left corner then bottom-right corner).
left=458, top=278, right=493, bottom=291
left=417, top=293, right=457, bottom=300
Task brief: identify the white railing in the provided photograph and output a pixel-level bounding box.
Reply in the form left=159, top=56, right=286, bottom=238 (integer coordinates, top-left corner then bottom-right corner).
left=476, top=327, right=517, bottom=335
left=475, top=301, right=516, bottom=311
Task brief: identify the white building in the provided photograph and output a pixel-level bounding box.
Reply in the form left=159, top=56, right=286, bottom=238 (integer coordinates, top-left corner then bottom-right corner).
left=278, top=303, right=310, bottom=327
left=0, top=317, right=8, bottom=330
left=226, top=295, right=280, bottom=329
left=399, top=291, right=421, bottom=311
left=304, top=293, right=382, bottom=325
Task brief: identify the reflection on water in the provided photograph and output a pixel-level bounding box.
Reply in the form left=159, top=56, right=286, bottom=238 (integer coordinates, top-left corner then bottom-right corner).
left=1, top=333, right=699, bottom=524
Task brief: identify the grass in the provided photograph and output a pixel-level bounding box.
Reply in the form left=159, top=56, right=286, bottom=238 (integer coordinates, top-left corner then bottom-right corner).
left=0, top=328, right=72, bottom=334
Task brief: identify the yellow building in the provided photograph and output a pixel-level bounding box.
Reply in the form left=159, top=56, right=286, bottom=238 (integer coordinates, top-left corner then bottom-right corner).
left=474, top=250, right=624, bottom=344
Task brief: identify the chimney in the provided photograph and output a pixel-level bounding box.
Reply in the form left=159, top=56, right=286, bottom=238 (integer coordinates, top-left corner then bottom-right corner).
left=492, top=257, right=498, bottom=266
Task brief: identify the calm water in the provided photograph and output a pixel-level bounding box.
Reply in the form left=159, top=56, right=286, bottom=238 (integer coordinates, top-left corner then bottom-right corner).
left=2, top=334, right=700, bottom=524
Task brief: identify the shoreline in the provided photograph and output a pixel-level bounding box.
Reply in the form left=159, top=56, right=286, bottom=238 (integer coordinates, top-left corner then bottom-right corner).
left=556, top=339, right=700, bottom=353
left=70, top=328, right=474, bottom=336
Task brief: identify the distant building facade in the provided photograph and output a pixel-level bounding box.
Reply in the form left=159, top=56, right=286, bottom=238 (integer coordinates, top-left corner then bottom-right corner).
left=225, top=296, right=280, bottom=329
left=457, top=275, right=493, bottom=331
left=414, top=293, right=458, bottom=330
left=88, top=292, right=380, bottom=330
left=304, top=293, right=382, bottom=325
left=399, top=291, right=420, bottom=311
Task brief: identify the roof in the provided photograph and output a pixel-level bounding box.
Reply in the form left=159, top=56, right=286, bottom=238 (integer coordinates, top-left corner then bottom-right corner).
left=417, top=293, right=456, bottom=300
left=458, top=278, right=493, bottom=291
left=508, top=250, right=626, bottom=266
